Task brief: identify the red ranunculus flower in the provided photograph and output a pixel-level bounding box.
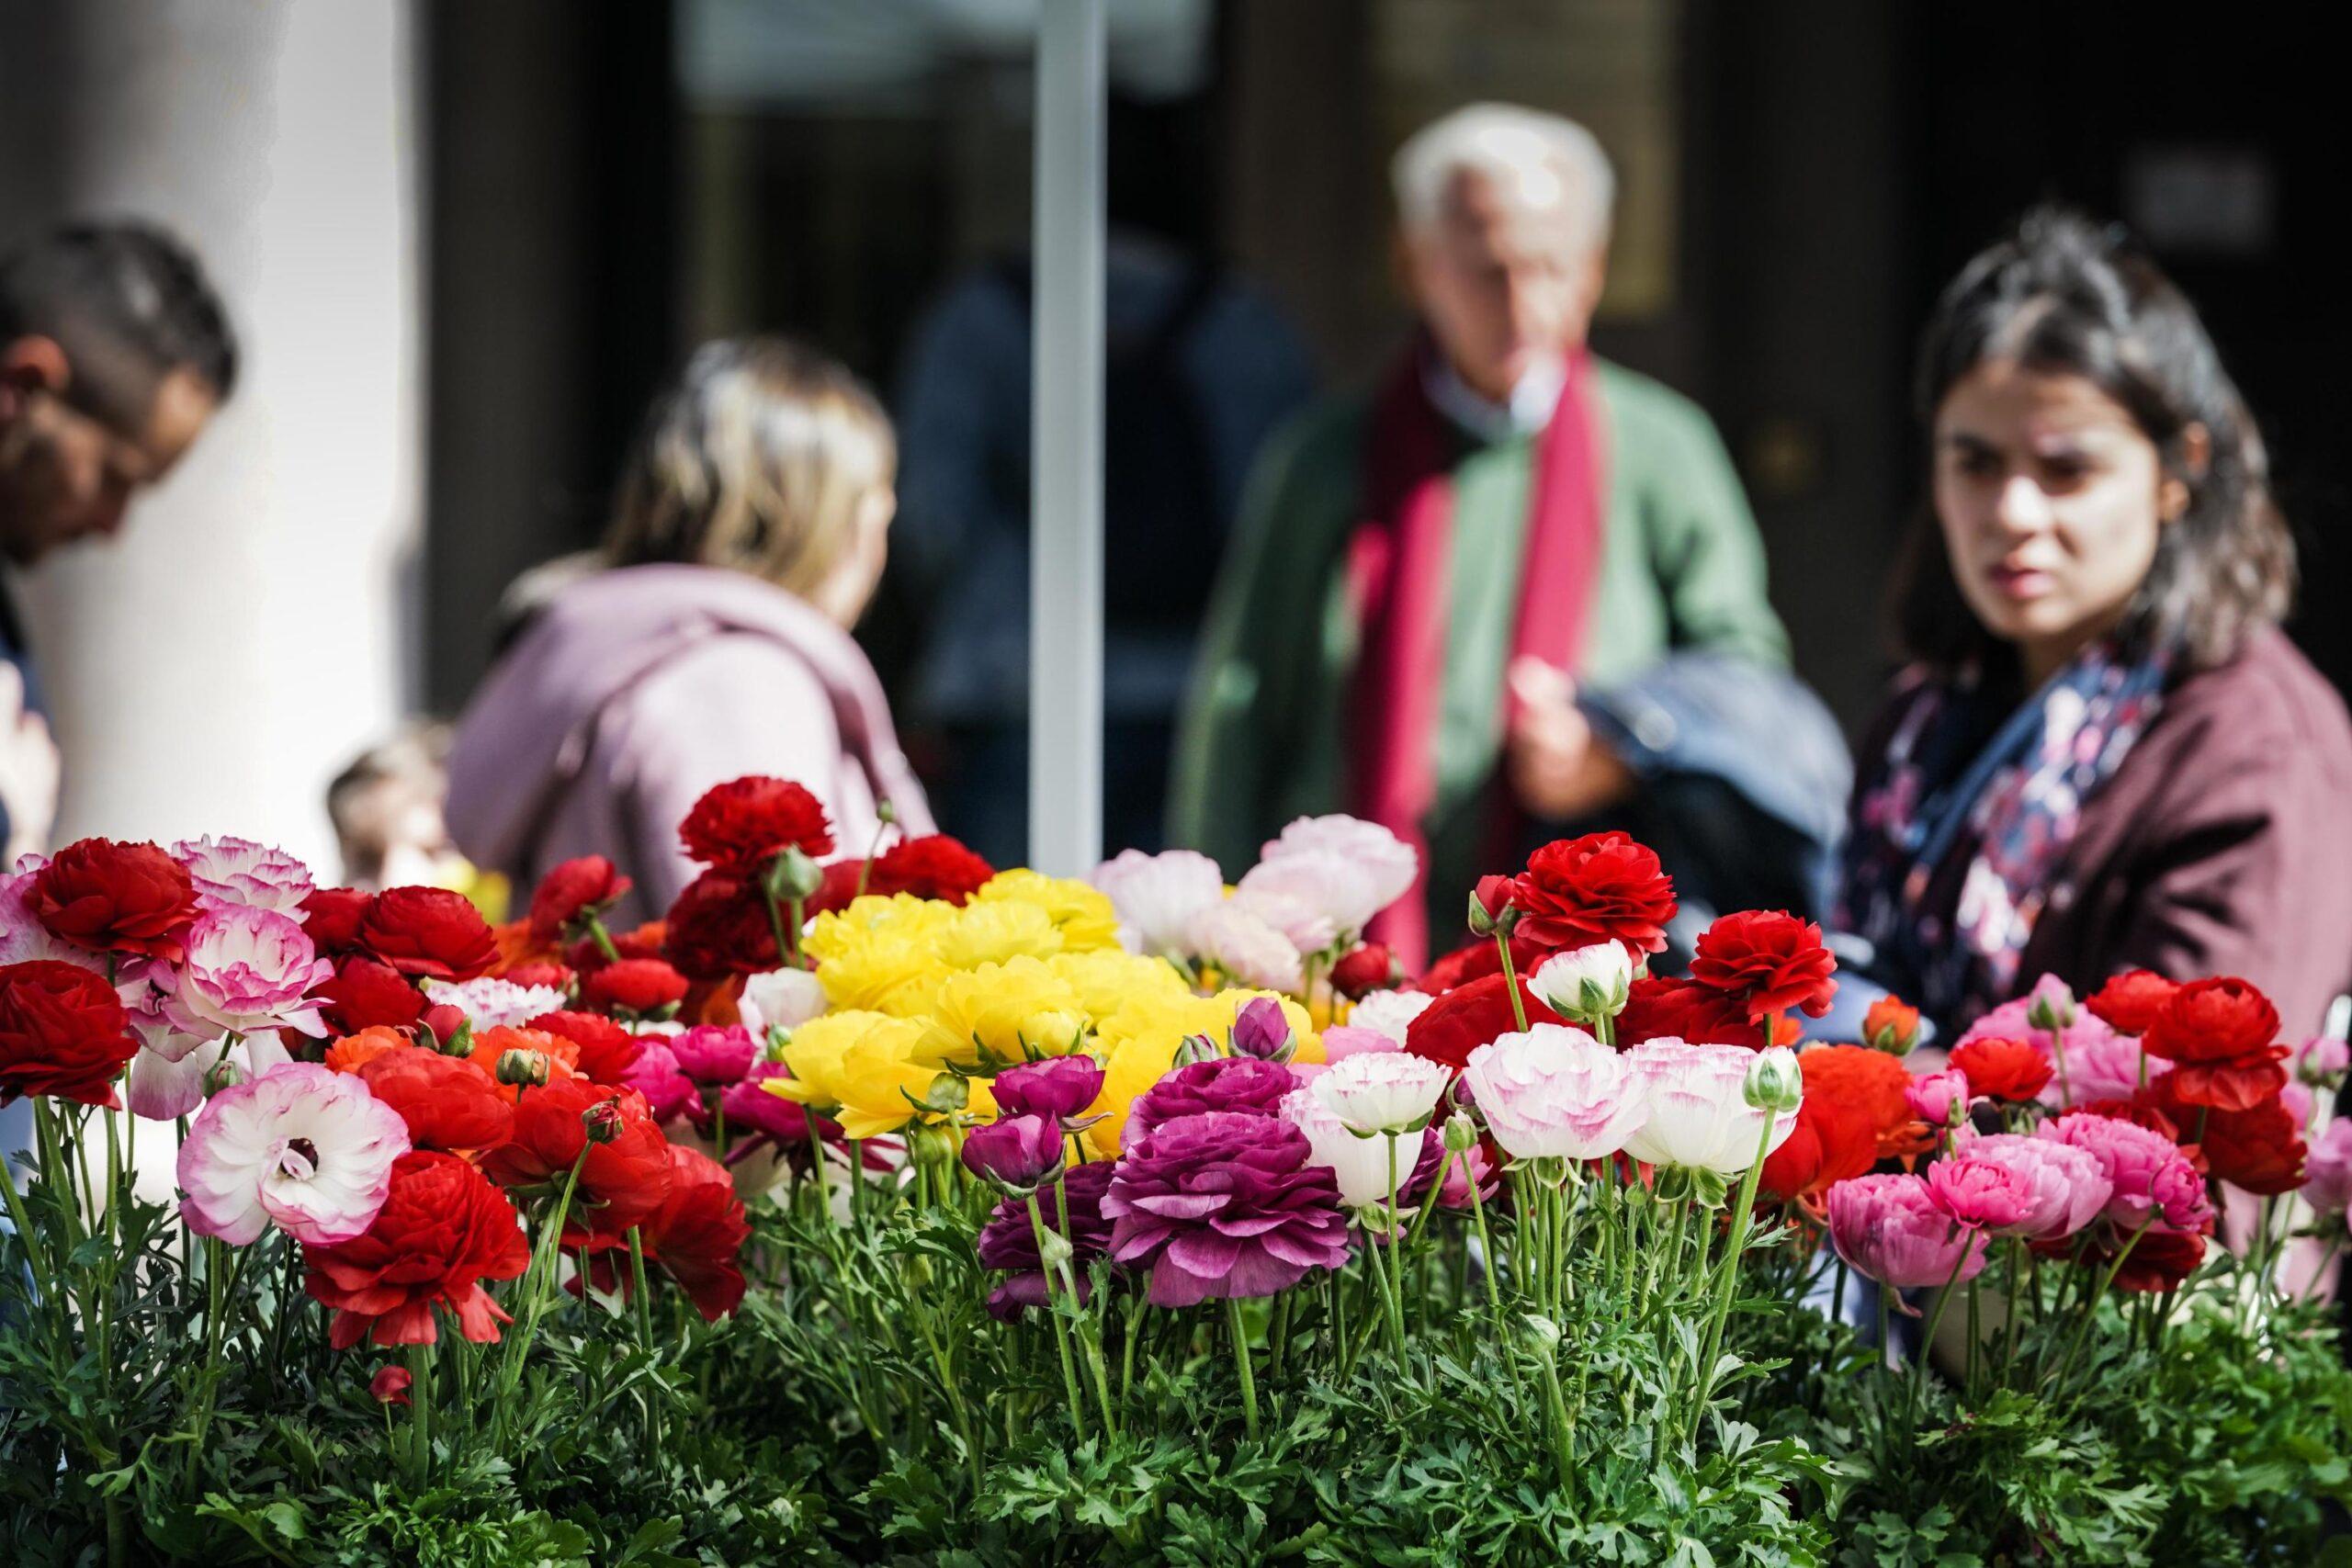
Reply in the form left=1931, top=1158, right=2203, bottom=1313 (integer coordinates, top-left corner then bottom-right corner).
left=869, top=834, right=995, bottom=904
left=527, top=856, right=632, bottom=943
left=572, top=1144, right=750, bottom=1321
left=304, top=1150, right=529, bottom=1348
left=1330, top=942, right=1403, bottom=1001
left=0, top=959, right=141, bottom=1107
left=526, top=1010, right=642, bottom=1085
left=32, top=838, right=197, bottom=963
left=664, top=872, right=780, bottom=979
left=356, top=1045, right=515, bottom=1152
left=2102, top=1226, right=2207, bottom=1293
left=480, top=1078, right=673, bottom=1235
left=1403, top=973, right=1564, bottom=1074
left=1947, top=1035, right=2054, bottom=1103
left=1419, top=933, right=1548, bottom=995
left=2195, top=1094, right=2306, bottom=1195
left=1758, top=1093, right=1880, bottom=1208
left=1616, top=975, right=1795, bottom=1050
left=358, top=887, right=500, bottom=981
left=1510, top=831, right=1676, bottom=956
left=300, top=887, right=374, bottom=954
left=1690, top=909, right=1838, bottom=1021
left=2140, top=976, right=2289, bottom=1111
left=502, top=960, right=575, bottom=992
left=582, top=957, right=690, bottom=1016
left=677, top=775, right=834, bottom=871
left=317, top=954, right=427, bottom=1035
left=563, top=921, right=665, bottom=976
left=2084, top=969, right=2179, bottom=1036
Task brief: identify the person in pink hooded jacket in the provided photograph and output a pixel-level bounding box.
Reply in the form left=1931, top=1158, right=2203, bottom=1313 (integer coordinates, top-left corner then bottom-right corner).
left=446, top=338, right=933, bottom=928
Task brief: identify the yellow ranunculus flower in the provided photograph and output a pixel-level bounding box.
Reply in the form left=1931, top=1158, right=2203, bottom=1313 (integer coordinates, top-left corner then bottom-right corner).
left=916, top=957, right=1085, bottom=1067
left=831, top=1016, right=944, bottom=1140
left=762, top=1009, right=899, bottom=1113
left=973, top=870, right=1121, bottom=952
left=1080, top=987, right=1320, bottom=1157
left=933, top=898, right=1065, bottom=969
left=1044, top=948, right=1191, bottom=1024
left=804, top=894, right=952, bottom=965
left=816, top=927, right=950, bottom=1016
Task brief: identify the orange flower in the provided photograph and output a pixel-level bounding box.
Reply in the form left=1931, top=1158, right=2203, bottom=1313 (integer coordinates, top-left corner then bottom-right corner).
left=488, top=919, right=560, bottom=976
left=324, top=1025, right=412, bottom=1076
left=467, top=1024, right=581, bottom=1102
left=1795, top=1043, right=1934, bottom=1160
left=1863, top=996, right=1921, bottom=1055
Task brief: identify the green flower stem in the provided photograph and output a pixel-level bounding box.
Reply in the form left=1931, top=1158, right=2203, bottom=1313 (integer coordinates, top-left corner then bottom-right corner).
left=1905, top=1242, right=1978, bottom=1435
left=2047, top=1216, right=2156, bottom=1400
left=1226, top=1295, right=1261, bottom=1438
left=407, top=1338, right=435, bottom=1485
left=1535, top=1339, right=1577, bottom=1488
left=492, top=1146, right=590, bottom=1424
left=1494, top=934, right=1530, bottom=1032
left=1053, top=1173, right=1121, bottom=1437
left=1685, top=1118, right=1778, bottom=1446
left=586, top=914, right=622, bottom=965
left=628, top=1225, right=662, bottom=1450
left=1380, top=1134, right=1409, bottom=1356
left=1024, top=1193, right=1091, bottom=1437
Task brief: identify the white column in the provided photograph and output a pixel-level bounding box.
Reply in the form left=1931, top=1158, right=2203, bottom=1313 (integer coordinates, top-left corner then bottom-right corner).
left=0, top=2, right=421, bottom=875
left=1027, top=0, right=1107, bottom=877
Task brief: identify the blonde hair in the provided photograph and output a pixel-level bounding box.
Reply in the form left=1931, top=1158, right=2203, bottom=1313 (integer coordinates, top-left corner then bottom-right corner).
left=603, top=337, right=896, bottom=597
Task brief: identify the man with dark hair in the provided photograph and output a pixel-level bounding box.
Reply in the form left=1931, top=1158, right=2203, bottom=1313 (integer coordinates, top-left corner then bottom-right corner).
left=0, top=219, right=237, bottom=858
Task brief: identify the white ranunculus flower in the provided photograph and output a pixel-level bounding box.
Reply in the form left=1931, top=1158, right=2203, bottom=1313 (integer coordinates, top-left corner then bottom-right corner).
left=424, top=976, right=571, bottom=1032
left=1461, top=1024, right=1649, bottom=1162
left=1528, top=942, right=1634, bottom=1023
left=1347, top=988, right=1435, bottom=1045
left=1311, top=1050, right=1452, bottom=1134
left=1091, top=848, right=1226, bottom=958
left=738, top=966, right=830, bottom=1040
left=1185, top=899, right=1305, bottom=994
left=1283, top=1089, right=1406, bottom=1209
left=1622, top=1040, right=1799, bottom=1176
left=1249, top=815, right=1419, bottom=938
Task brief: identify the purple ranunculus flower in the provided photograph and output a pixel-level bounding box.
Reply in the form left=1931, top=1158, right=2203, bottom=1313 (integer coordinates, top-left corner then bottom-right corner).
left=1102, top=1110, right=1352, bottom=1306
left=978, top=1159, right=1115, bottom=1320
left=670, top=1023, right=759, bottom=1086
left=1123, top=1055, right=1295, bottom=1146
left=1229, top=997, right=1295, bottom=1062
left=719, top=1057, right=817, bottom=1144
left=961, top=1113, right=1067, bottom=1191
left=995, top=1055, right=1106, bottom=1121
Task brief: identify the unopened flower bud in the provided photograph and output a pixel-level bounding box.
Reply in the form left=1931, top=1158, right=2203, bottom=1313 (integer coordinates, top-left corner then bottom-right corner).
left=582, top=1097, right=625, bottom=1144
left=1173, top=1032, right=1223, bottom=1067
left=1036, top=1225, right=1076, bottom=1272
left=876, top=797, right=899, bottom=826
left=1467, top=874, right=1521, bottom=939
left=1530, top=942, right=1634, bottom=1025
left=764, top=1026, right=792, bottom=1064
left=1863, top=995, right=1921, bottom=1056
left=2025, top=984, right=2076, bottom=1035
left=1229, top=997, right=1295, bottom=1064
left=1743, top=1046, right=1803, bottom=1112
left=201, top=1055, right=245, bottom=1096
left=496, top=1048, right=550, bottom=1088
left=917, top=1071, right=969, bottom=1116
left=1442, top=1111, right=1478, bottom=1153
left=769, top=845, right=825, bottom=903
left=910, top=1121, right=956, bottom=1174
left=1521, top=1312, right=1562, bottom=1350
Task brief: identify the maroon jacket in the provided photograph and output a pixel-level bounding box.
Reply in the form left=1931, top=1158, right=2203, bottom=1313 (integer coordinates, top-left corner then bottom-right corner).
left=1862, top=627, right=2352, bottom=1036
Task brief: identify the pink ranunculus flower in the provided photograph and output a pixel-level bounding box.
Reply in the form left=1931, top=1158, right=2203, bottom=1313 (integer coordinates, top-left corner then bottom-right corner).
left=1185, top=900, right=1304, bottom=994
left=423, top=976, right=570, bottom=1032
left=1461, top=1024, right=1649, bottom=1162
left=166, top=905, right=334, bottom=1039
left=1962, top=974, right=2159, bottom=1111
left=173, top=835, right=316, bottom=917
left=1250, top=814, right=1418, bottom=938
left=2038, top=1111, right=2213, bottom=1235
left=1956, top=1132, right=2112, bottom=1239
left=2293, top=1034, right=2351, bottom=1089
left=1906, top=1067, right=1972, bottom=1128
left=1319, top=1024, right=1402, bottom=1064
left=1282, top=1087, right=1404, bottom=1209
left=1622, top=1038, right=1798, bottom=1176
left=2302, top=1120, right=2352, bottom=1215
left=1346, top=989, right=1432, bottom=1045
left=621, top=1038, right=696, bottom=1122
left=1826, top=1171, right=1991, bottom=1289
left=1092, top=848, right=1227, bottom=959
left=1229, top=885, right=1340, bottom=959
left=1312, top=1050, right=1452, bottom=1134
left=1925, top=1155, right=2036, bottom=1232
left=127, top=1036, right=234, bottom=1121
left=177, top=1062, right=410, bottom=1245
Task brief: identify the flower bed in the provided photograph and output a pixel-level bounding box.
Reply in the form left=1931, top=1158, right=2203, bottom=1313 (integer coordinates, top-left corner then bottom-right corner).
left=4, top=793, right=2351, bottom=1565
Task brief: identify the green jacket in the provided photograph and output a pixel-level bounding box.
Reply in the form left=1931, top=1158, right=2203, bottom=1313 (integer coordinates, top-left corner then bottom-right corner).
left=1168, top=357, right=1788, bottom=928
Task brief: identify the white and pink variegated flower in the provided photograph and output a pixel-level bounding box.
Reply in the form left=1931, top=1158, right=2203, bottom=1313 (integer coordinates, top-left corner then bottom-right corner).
left=1250, top=815, right=1418, bottom=939
left=1623, top=1039, right=1798, bottom=1176
left=177, top=1063, right=409, bottom=1246
left=423, top=976, right=569, bottom=1032
left=1092, top=848, right=1226, bottom=959
left=1185, top=899, right=1305, bottom=994
left=173, top=835, right=316, bottom=917
left=1312, top=1050, right=1452, bottom=1134
left=165, top=906, right=334, bottom=1039
left=1463, top=1024, right=1649, bottom=1162
left=1346, top=988, right=1433, bottom=1046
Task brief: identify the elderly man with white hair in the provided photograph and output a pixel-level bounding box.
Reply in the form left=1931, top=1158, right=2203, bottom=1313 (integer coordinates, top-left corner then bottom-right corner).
left=1173, top=104, right=1845, bottom=971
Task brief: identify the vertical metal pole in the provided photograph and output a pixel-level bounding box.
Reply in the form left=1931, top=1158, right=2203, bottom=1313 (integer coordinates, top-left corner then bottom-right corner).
left=1027, top=0, right=1106, bottom=876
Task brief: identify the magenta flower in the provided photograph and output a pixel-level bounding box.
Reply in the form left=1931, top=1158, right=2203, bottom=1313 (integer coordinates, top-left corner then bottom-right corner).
left=670, top=1024, right=758, bottom=1086
left=2037, top=1112, right=2213, bottom=1235
left=1123, top=1055, right=1295, bottom=1146
left=1925, top=1155, right=2036, bottom=1232
left=995, top=1055, right=1105, bottom=1121
left=2303, top=1120, right=2352, bottom=1215
left=173, top=835, right=316, bottom=917
left=1826, top=1171, right=1990, bottom=1289
left=1102, top=1111, right=1351, bottom=1305
left=1957, top=1133, right=2112, bottom=1239
left=1906, top=1067, right=1971, bottom=1128
left=978, top=1161, right=1115, bottom=1319
left=1230, top=997, right=1296, bottom=1062
left=961, top=1113, right=1067, bottom=1191
left=176, top=1063, right=410, bottom=1246
left=718, top=1058, right=818, bottom=1144
left=166, top=905, right=334, bottom=1039
left=621, top=1038, right=696, bottom=1122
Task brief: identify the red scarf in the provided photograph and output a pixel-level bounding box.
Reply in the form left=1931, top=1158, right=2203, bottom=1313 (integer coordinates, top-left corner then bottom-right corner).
left=1347, top=347, right=1608, bottom=968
